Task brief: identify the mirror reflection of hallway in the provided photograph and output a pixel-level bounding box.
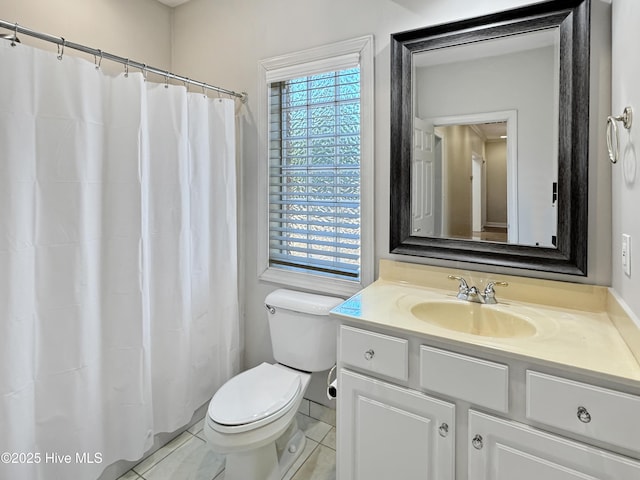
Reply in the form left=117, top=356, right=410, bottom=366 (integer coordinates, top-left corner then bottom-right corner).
left=413, top=118, right=512, bottom=244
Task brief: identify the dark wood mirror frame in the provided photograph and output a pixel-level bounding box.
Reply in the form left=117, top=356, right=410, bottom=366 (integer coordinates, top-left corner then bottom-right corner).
left=390, top=0, right=590, bottom=276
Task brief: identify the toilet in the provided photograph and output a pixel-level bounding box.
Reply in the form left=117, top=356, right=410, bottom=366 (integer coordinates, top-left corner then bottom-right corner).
left=204, top=289, right=342, bottom=480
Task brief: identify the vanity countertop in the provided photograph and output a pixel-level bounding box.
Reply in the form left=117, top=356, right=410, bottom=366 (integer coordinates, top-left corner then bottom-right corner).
left=331, top=260, right=640, bottom=384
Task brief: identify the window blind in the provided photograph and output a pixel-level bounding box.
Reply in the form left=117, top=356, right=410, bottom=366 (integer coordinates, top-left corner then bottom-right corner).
left=268, top=67, right=361, bottom=279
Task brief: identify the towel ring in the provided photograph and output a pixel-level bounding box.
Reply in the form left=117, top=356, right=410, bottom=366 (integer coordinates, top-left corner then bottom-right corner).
left=607, top=106, right=632, bottom=164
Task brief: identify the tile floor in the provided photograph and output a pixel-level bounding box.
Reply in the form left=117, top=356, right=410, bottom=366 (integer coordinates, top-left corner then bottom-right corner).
left=117, top=401, right=336, bottom=480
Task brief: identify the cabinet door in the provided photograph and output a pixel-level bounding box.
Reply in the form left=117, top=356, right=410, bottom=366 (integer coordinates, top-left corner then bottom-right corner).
left=338, top=369, right=455, bottom=480
left=468, top=410, right=640, bottom=480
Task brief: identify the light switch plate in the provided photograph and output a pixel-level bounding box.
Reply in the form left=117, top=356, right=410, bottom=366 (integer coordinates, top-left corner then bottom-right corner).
left=622, top=234, right=631, bottom=277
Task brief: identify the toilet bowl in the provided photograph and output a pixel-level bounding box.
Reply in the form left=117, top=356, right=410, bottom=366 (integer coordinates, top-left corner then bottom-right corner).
left=204, top=289, right=342, bottom=480
left=204, top=363, right=311, bottom=480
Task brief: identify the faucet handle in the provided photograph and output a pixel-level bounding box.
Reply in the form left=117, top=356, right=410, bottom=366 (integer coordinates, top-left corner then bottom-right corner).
left=483, top=281, right=508, bottom=303
left=485, top=280, right=508, bottom=291
left=448, top=275, right=469, bottom=288
left=448, top=275, right=469, bottom=300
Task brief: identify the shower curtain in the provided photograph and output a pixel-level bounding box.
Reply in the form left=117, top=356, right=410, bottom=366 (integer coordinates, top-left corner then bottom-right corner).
left=0, top=41, right=240, bottom=480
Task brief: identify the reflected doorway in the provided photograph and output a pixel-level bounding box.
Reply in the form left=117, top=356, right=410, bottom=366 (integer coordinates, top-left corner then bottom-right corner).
left=412, top=110, right=517, bottom=244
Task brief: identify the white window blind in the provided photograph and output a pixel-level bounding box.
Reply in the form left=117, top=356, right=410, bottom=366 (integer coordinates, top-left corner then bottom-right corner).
left=268, top=66, right=361, bottom=280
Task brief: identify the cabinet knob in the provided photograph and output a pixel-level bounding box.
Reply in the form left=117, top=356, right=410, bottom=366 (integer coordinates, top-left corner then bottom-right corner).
left=577, top=406, right=591, bottom=423
left=364, top=349, right=375, bottom=360
left=438, top=423, right=449, bottom=437
left=472, top=434, right=484, bottom=450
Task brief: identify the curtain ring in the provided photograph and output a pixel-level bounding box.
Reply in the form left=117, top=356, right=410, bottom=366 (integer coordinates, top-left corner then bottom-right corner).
left=141, top=64, right=147, bottom=82
left=202, top=84, right=207, bottom=98
left=94, top=49, right=103, bottom=70
left=164, top=71, right=169, bottom=89
left=57, top=37, right=65, bottom=60
left=124, top=59, right=129, bottom=78
left=606, top=106, right=633, bottom=164
left=11, top=22, right=18, bottom=47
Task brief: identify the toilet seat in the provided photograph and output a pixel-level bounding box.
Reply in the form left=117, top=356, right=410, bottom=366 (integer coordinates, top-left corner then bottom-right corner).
left=208, top=363, right=301, bottom=434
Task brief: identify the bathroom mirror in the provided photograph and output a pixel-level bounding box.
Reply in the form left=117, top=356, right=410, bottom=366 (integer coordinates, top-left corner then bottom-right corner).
left=390, top=0, right=590, bottom=276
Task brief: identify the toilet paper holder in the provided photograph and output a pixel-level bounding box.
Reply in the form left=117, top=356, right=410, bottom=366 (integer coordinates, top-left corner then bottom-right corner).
left=327, top=364, right=337, bottom=400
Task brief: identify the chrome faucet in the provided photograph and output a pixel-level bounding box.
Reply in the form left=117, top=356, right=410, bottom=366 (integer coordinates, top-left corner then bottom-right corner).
left=448, top=275, right=508, bottom=304
left=467, top=285, right=483, bottom=303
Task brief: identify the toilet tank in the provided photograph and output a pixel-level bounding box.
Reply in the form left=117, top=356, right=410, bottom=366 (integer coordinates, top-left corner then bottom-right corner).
left=265, top=289, right=343, bottom=372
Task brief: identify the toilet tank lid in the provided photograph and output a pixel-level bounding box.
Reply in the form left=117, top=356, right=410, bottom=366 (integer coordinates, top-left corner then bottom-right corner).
left=265, top=289, right=343, bottom=316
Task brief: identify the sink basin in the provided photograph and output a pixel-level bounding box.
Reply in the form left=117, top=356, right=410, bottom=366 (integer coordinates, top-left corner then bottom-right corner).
left=410, top=301, right=536, bottom=338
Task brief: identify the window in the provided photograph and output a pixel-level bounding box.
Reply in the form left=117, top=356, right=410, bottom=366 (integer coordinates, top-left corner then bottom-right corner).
left=258, top=37, right=373, bottom=295
left=268, top=68, right=361, bottom=279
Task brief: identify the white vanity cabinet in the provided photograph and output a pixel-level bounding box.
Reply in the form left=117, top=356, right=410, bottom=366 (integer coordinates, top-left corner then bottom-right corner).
left=337, top=326, right=455, bottom=480
left=468, top=410, right=640, bottom=479
left=336, top=323, right=640, bottom=480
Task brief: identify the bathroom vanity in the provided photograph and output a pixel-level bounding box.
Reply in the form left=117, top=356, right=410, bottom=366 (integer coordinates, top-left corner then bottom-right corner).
left=344, top=0, right=628, bottom=476
left=331, top=260, right=640, bottom=480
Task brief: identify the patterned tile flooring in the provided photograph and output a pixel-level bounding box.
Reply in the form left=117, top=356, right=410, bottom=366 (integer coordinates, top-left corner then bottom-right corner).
left=117, top=403, right=336, bottom=480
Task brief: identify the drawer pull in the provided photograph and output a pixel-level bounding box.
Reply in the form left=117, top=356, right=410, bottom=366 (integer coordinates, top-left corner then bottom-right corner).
left=364, top=349, right=375, bottom=360
left=472, top=434, right=484, bottom=450
left=439, top=423, right=449, bottom=437
left=577, top=406, right=592, bottom=423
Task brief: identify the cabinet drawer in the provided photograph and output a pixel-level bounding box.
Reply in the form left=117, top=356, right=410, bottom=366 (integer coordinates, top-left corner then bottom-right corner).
left=420, top=346, right=509, bottom=413
left=526, top=371, right=640, bottom=453
left=339, top=326, right=408, bottom=381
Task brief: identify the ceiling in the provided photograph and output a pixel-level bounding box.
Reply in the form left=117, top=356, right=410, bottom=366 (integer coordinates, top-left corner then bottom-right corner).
left=155, top=0, right=191, bottom=7
left=475, top=122, right=507, bottom=140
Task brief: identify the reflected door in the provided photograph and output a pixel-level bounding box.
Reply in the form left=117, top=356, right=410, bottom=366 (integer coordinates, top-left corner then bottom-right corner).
left=471, top=153, right=485, bottom=235
left=412, top=117, right=436, bottom=236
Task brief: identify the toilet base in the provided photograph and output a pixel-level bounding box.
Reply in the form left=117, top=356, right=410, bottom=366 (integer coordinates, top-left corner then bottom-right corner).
left=223, top=418, right=306, bottom=480
left=225, top=443, right=279, bottom=480
left=276, top=419, right=307, bottom=476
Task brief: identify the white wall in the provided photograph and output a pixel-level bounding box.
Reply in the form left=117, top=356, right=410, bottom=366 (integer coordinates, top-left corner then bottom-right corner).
left=612, top=0, right=640, bottom=321
left=171, top=0, right=613, bottom=406
left=0, top=0, right=172, bottom=73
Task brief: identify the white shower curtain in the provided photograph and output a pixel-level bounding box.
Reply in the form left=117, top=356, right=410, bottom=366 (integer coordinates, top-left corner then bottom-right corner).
left=0, top=41, right=240, bottom=480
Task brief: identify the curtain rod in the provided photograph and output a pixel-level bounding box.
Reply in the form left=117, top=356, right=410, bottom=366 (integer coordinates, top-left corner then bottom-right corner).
left=0, top=19, right=248, bottom=103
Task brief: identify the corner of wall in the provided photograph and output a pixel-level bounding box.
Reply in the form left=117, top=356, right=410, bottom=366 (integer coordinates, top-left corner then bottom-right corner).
left=169, top=6, right=176, bottom=73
